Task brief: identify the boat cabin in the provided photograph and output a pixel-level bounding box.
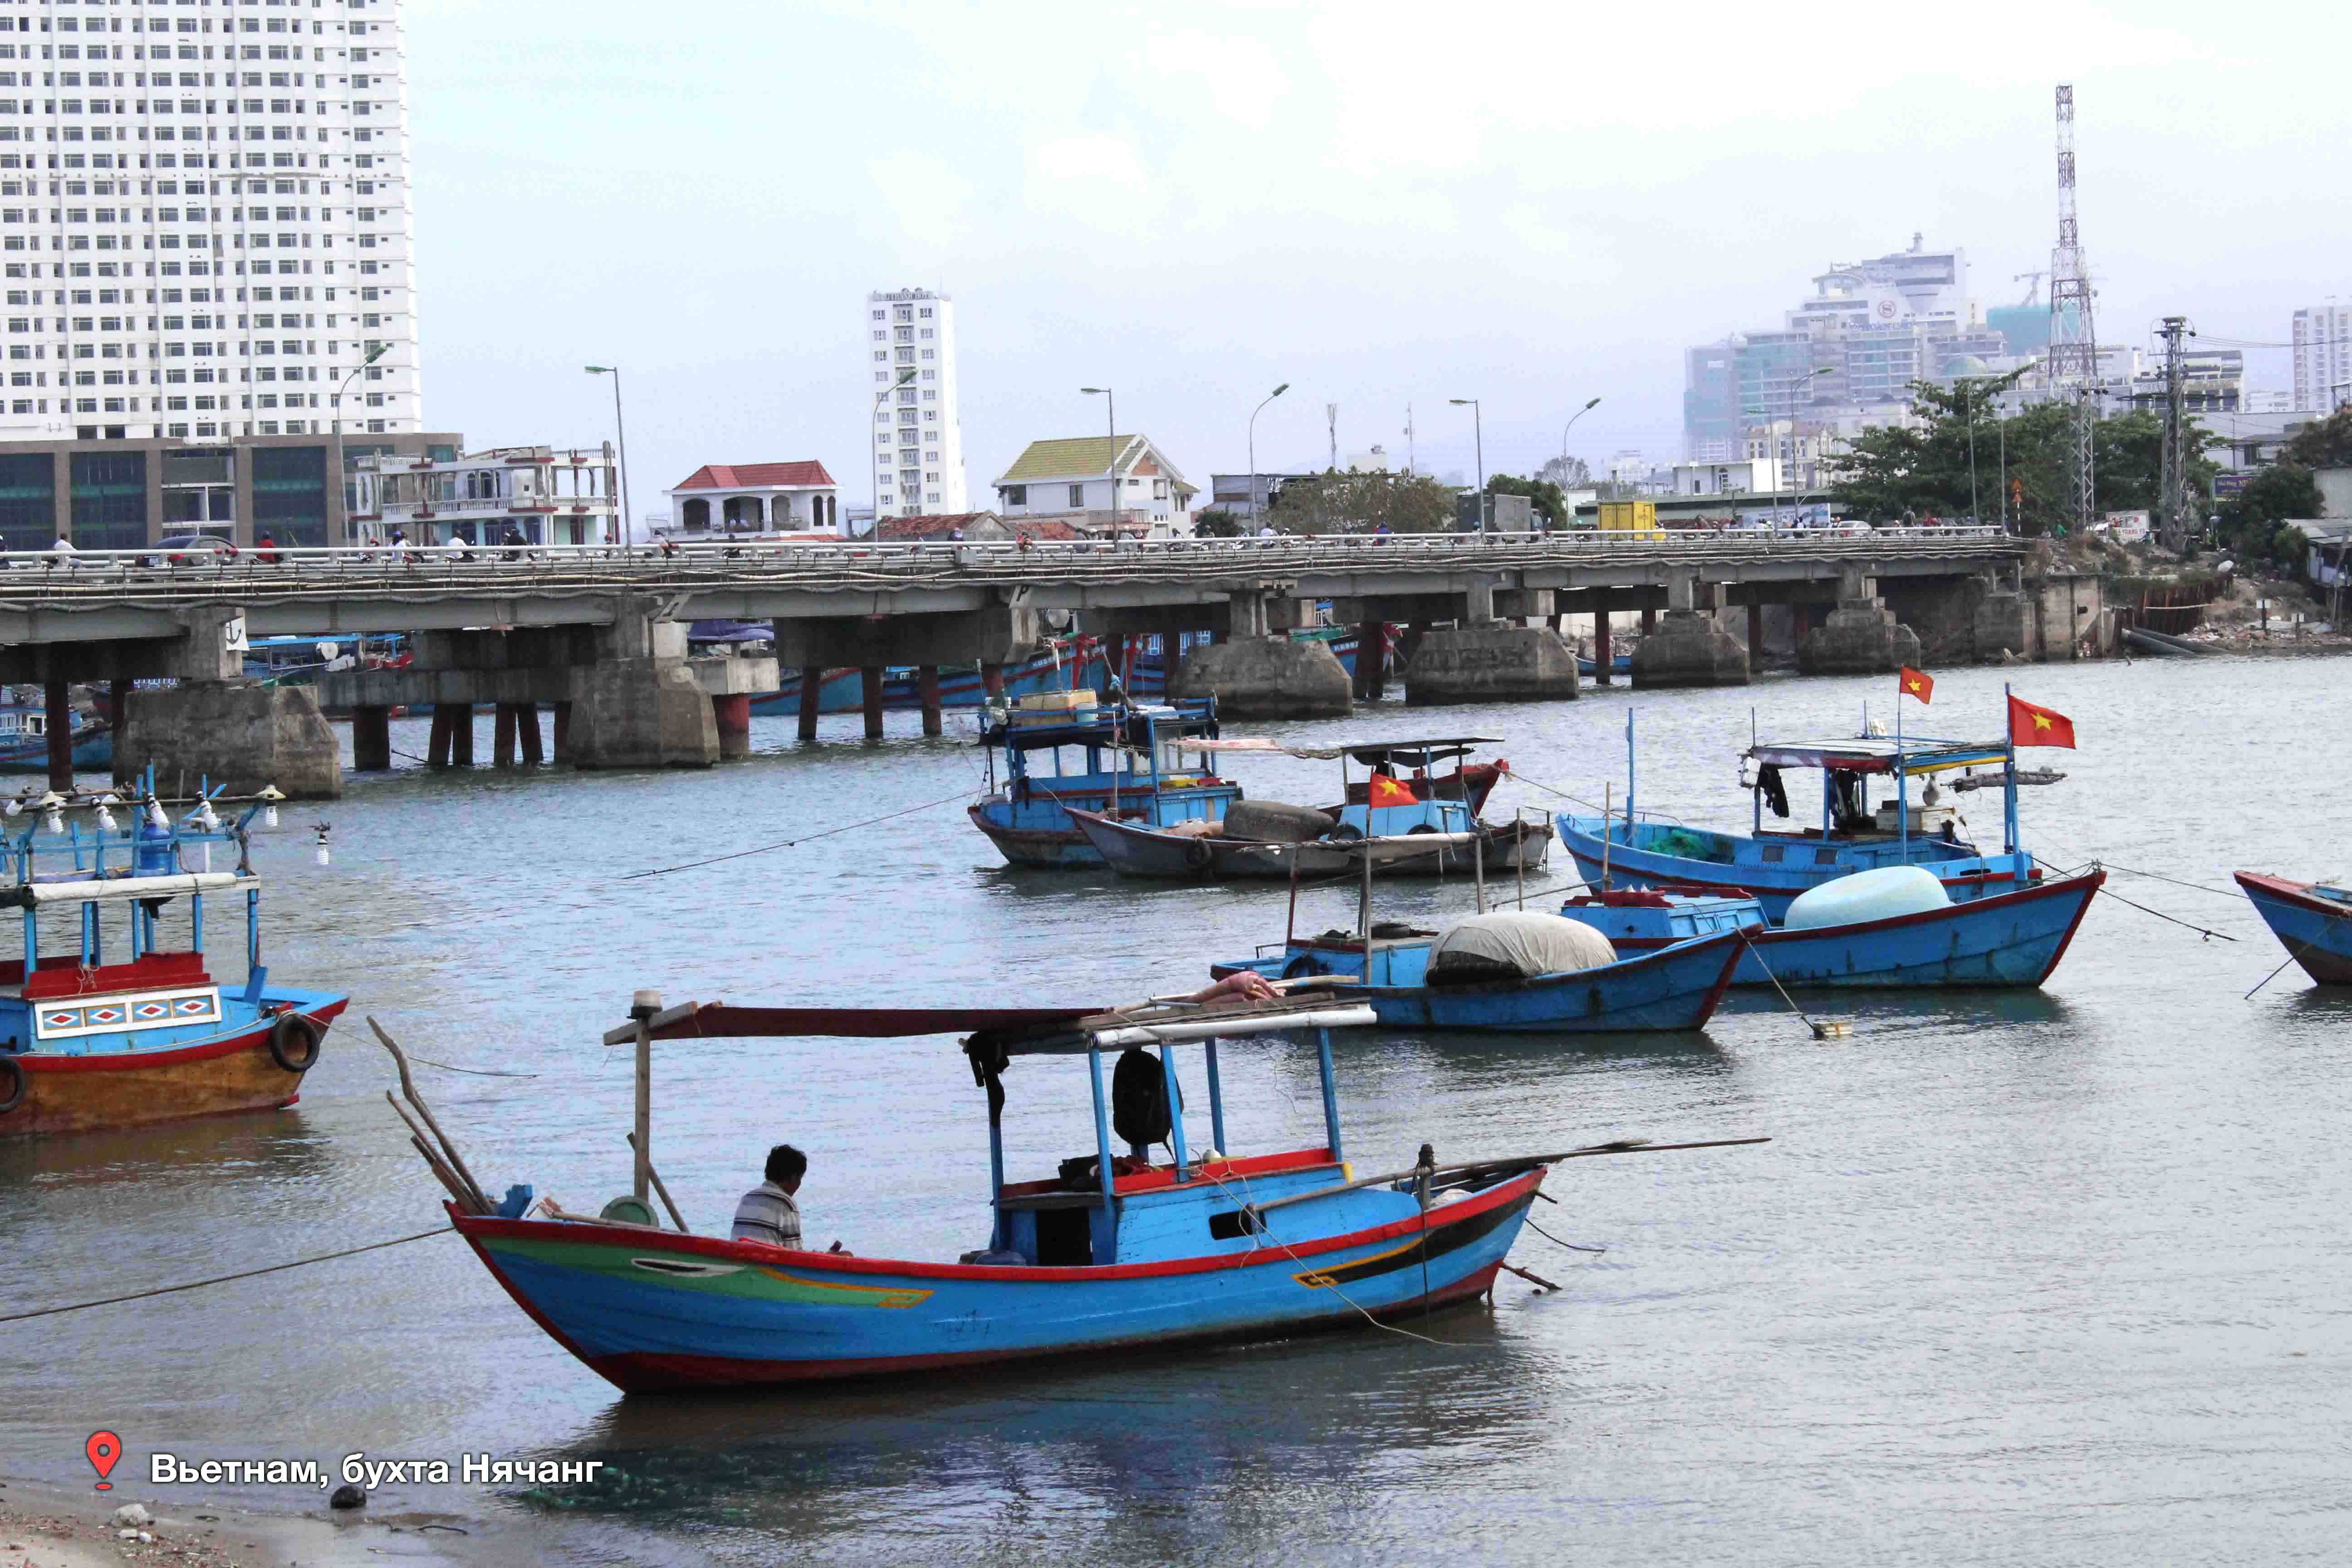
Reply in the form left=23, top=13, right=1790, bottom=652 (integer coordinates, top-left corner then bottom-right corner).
left=1328, top=738, right=1505, bottom=837
left=982, top=697, right=1241, bottom=828
left=1555, top=888, right=1766, bottom=952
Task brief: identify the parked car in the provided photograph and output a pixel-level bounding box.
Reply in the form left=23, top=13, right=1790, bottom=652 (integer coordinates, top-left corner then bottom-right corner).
left=161, top=534, right=240, bottom=566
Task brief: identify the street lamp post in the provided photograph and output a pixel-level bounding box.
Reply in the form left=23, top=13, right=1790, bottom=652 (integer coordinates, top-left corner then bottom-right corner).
left=1448, top=398, right=1483, bottom=530
left=583, top=366, right=633, bottom=548
left=331, top=342, right=389, bottom=544
left=1248, top=382, right=1290, bottom=526
left=1080, top=387, right=1115, bottom=525
left=868, top=368, right=918, bottom=537
left=1557, top=396, right=1601, bottom=529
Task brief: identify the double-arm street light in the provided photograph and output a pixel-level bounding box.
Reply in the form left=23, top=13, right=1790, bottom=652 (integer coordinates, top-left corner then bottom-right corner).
left=1248, top=382, right=1290, bottom=524
left=330, top=342, right=390, bottom=543
left=584, top=365, right=633, bottom=548
left=1448, top=397, right=1484, bottom=529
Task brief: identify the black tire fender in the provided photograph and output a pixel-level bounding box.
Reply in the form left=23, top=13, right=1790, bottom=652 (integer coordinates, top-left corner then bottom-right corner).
left=268, top=1011, right=325, bottom=1074
left=1184, top=837, right=1213, bottom=871
left=0, top=1054, right=23, bottom=1115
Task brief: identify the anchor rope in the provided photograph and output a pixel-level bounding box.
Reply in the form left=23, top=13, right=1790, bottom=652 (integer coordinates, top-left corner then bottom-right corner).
left=0, top=1228, right=453, bottom=1323
left=620, top=787, right=984, bottom=880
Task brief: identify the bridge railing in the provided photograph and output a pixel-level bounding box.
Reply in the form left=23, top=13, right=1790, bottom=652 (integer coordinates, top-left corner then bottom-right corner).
left=0, top=523, right=2019, bottom=587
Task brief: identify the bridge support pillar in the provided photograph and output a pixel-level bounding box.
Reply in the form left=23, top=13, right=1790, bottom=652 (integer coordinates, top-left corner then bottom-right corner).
left=564, top=661, right=715, bottom=769
left=713, top=693, right=752, bottom=759
left=426, top=704, right=455, bottom=767
left=448, top=704, right=476, bottom=767
left=982, top=663, right=1006, bottom=703
left=1747, top=602, right=1764, bottom=657
left=1972, top=589, right=2034, bottom=663
left=1592, top=598, right=1613, bottom=686
left=1403, top=622, right=1580, bottom=707
left=493, top=703, right=519, bottom=768
left=552, top=702, right=572, bottom=764
left=1169, top=636, right=1350, bottom=719
left=1641, top=604, right=1657, bottom=637
left=1353, top=622, right=1386, bottom=701
left=860, top=667, right=885, bottom=740
left=1631, top=612, right=1749, bottom=689
left=44, top=676, right=71, bottom=792
left=107, top=678, right=132, bottom=787
left=1799, top=593, right=1921, bottom=676
left=352, top=706, right=392, bottom=772
left=518, top=704, right=545, bottom=765
left=108, top=682, right=342, bottom=799
left=797, top=668, right=823, bottom=740
left=917, top=666, right=943, bottom=736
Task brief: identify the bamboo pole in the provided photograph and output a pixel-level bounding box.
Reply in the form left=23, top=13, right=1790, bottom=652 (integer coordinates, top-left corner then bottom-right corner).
left=627, top=1132, right=691, bottom=1232
left=370, top=1018, right=490, bottom=1213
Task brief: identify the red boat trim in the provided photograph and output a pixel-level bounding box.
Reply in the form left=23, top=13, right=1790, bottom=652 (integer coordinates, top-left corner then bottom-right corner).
left=454, top=1165, right=1546, bottom=1286
left=16, top=999, right=348, bottom=1073
left=2234, top=871, right=2352, bottom=922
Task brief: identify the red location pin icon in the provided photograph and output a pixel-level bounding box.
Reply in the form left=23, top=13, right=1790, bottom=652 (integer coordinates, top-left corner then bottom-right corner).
left=86, top=1430, right=121, bottom=1491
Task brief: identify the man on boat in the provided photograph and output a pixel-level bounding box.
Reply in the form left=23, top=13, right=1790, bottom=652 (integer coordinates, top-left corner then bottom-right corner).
left=732, top=1144, right=850, bottom=1254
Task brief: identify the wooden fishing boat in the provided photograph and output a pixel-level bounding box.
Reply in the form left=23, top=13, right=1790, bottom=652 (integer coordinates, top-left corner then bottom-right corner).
left=1068, top=738, right=1550, bottom=881
left=387, top=992, right=1766, bottom=1391
left=968, top=696, right=1240, bottom=867
left=1555, top=709, right=2053, bottom=921
left=0, top=786, right=348, bottom=1138
left=0, top=702, right=110, bottom=774
left=1552, top=870, right=2106, bottom=989
left=2234, top=873, right=2352, bottom=987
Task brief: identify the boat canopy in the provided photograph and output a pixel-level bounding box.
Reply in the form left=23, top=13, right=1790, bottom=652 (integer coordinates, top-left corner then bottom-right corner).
left=615, top=995, right=1374, bottom=1056
left=0, top=871, right=258, bottom=908
left=1180, top=736, right=1499, bottom=765
left=1744, top=737, right=2010, bottom=776
left=993, top=701, right=1217, bottom=752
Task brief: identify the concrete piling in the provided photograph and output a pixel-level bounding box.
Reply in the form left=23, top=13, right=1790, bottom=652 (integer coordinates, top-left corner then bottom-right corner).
left=713, top=693, right=752, bottom=759
left=44, top=676, right=71, bottom=791
left=1354, top=622, right=1387, bottom=701
left=551, top=702, right=571, bottom=764
left=426, top=704, right=454, bottom=768
left=796, top=668, right=822, bottom=741
left=493, top=704, right=519, bottom=768
left=982, top=663, right=1006, bottom=702
left=518, top=703, right=545, bottom=765
left=447, top=704, right=475, bottom=767
left=860, top=667, right=885, bottom=740
left=1748, top=602, right=1765, bottom=660
left=1592, top=604, right=1613, bottom=686
left=917, top=666, right=943, bottom=737
left=353, top=706, right=392, bottom=772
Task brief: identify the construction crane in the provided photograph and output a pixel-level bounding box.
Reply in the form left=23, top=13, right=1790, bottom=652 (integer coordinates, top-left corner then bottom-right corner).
left=2012, top=271, right=2046, bottom=307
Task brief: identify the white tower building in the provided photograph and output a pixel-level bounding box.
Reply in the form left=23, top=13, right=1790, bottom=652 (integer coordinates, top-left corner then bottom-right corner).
left=2292, top=303, right=2351, bottom=413
left=0, top=0, right=420, bottom=443
left=866, top=286, right=965, bottom=521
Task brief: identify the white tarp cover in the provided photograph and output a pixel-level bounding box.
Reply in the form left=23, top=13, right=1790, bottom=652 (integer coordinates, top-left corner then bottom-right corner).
left=1430, top=912, right=1617, bottom=977
left=1782, top=865, right=1950, bottom=930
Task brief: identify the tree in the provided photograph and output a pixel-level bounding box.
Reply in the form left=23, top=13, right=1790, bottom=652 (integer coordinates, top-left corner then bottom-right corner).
left=1267, top=470, right=1458, bottom=534
left=1485, top=473, right=1568, bottom=526
left=2215, top=464, right=2320, bottom=571
left=1192, top=508, right=1245, bottom=538
left=2283, top=406, right=2352, bottom=469
left=1537, top=454, right=1591, bottom=489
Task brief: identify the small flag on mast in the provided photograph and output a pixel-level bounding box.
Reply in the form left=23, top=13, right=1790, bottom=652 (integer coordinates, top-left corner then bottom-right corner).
left=1898, top=666, right=1934, bottom=705
left=2007, top=693, right=2077, bottom=749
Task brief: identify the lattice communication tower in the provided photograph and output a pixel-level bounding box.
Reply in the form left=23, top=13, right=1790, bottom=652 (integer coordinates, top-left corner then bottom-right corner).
left=2046, top=84, right=2100, bottom=531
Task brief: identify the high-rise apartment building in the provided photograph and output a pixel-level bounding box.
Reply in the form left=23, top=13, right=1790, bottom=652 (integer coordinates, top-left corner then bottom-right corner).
left=0, top=0, right=420, bottom=445
left=866, top=286, right=965, bottom=521
left=2291, top=303, right=2350, bottom=412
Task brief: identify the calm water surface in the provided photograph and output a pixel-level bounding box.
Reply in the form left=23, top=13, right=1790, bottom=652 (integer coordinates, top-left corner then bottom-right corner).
left=5, top=657, right=2349, bottom=1566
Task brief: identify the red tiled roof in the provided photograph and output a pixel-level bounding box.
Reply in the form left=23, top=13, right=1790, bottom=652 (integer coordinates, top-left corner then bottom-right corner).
left=672, top=461, right=835, bottom=490
left=1011, top=518, right=1081, bottom=541
left=876, top=512, right=995, bottom=541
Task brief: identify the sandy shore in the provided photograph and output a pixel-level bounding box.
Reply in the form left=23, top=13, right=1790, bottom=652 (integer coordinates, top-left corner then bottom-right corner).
left=0, top=1475, right=556, bottom=1568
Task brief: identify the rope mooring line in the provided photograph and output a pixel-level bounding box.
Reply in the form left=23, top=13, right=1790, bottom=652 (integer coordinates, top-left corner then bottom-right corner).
left=0, top=1228, right=454, bottom=1324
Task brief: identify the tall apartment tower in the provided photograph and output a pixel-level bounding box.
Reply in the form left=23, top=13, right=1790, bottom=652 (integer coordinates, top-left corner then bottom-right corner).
left=866, top=286, right=965, bottom=520
left=2292, top=303, right=2351, bottom=412
left=0, top=0, right=420, bottom=444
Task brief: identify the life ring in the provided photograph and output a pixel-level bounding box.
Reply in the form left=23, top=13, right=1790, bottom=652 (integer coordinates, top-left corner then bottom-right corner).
left=1183, top=837, right=1213, bottom=871
left=0, top=1055, right=23, bottom=1115
left=1327, top=823, right=1364, bottom=842
left=268, top=1012, right=325, bottom=1073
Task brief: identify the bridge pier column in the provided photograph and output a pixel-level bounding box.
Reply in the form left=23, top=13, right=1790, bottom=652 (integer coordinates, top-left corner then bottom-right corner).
left=552, top=702, right=572, bottom=764
left=426, top=704, right=454, bottom=768
left=446, top=703, right=476, bottom=767
left=44, top=676, right=71, bottom=792
left=1168, top=635, right=1350, bottom=719
left=107, top=678, right=132, bottom=787
left=518, top=704, right=545, bottom=765
left=1592, top=600, right=1613, bottom=686
left=1799, top=569, right=1921, bottom=676
left=106, top=683, right=341, bottom=799
left=917, top=666, right=943, bottom=736
left=1402, top=622, right=1580, bottom=706
left=981, top=663, right=1006, bottom=703
left=352, top=705, right=392, bottom=772
left=1354, top=622, right=1386, bottom=701
left=713, top=693, right=752, bottom=758
left=796, top=668, right=823, bottom=740
left=1747, top=602, right=1764, bottom=658
left=493, top=703, right=519, bottom=768
left=1632, top=576, right=1747, bottom=689
left=1641, top=604, right=1657, bottom=637
left=860, top=666, right=885, bottom=740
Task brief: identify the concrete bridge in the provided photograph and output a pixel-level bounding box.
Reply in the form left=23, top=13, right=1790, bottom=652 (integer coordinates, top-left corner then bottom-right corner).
left=0, top=527, right=2030, bottom=794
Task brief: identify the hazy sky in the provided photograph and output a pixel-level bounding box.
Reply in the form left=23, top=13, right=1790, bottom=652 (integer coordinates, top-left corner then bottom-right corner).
left=409, top=0, right=2352, bottom=519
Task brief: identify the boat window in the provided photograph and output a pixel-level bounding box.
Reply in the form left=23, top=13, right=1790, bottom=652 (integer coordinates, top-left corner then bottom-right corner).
left=1759, top=845, right=1784, bottom=863
left=1208, top=1209, right=1264, bottom=1240
left=1814, top=848, right=1840, bottom=865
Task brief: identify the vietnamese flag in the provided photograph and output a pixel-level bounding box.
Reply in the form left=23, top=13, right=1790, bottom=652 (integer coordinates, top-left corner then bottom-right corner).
left=1367, top=772, right=1420, bottom=807
left=2008, top=693, right=2077, bottom=749
left=1898, top=666, right=1934, bottom=705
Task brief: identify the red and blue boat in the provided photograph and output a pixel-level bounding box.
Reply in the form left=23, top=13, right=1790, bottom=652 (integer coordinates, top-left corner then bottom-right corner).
left=0, top=780, right=348, bottom=1139
left=1556, top=709, right=2056, bottom=922
left=969, top=696, right=1243, bottom=867
left=2234, top=873, right=2352, bottom=988
left=404, top=990, right=1760, bottom=1391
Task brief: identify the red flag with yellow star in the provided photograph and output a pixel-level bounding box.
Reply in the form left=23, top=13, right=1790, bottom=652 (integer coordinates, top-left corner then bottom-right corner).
left=1898, top=666, right=1934, bottom=705
left=2007, top=693, right=2077, bottom=749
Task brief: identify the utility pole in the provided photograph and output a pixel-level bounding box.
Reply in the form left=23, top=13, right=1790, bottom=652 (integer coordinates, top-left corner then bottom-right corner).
left=1326, top=403, right=1338, bottom=471
left=1404, top=404, right=1416, bottom=475
left=2047, top=84, right=2102, bottom=534
left=2157, top=315, right=2192, bottom=552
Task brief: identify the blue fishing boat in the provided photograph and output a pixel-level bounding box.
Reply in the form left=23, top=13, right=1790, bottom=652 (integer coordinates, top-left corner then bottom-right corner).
left=1552, top=868, right=2107, bottom=989
left=1576, top=652, right=1632, bottom=680
left=969, top=696, right=1240, bottom=867
left=0, top=702, right=110, bottom=774
left=1555, top=709, right=2054, bottom=921
left=0, top=780, right=348, bottom=1139
left=2234, top=872, right=2352, bottom=987
left=403, top=990, right=1762, bottom=1390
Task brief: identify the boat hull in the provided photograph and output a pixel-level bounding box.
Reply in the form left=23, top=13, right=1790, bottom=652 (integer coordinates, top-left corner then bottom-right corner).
left=1367, top=931, right=1741, bottom=1033
left=968, top=805, right=1101, bottom=867
left=0, top=720, right=111, bottom=773
left=2235, top=872, right=2352, bottom=987
left=451, top=1170, right=1540, bottom=1392
left=1556, top=814, right=2028, bottom=921
left=1069, top=807, right=1551, bottom=881
left=1732, top=872, right=2103, bottom=988
left=0, top=996, right=348, bottom=1139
